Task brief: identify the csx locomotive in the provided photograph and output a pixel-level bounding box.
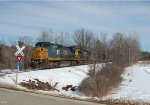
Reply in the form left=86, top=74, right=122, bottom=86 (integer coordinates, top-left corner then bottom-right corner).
left=31, top=42, right=89, bottom=68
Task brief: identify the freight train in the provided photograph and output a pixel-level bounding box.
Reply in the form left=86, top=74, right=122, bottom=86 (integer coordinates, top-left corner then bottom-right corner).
left=30, top=42, right=89, bottom=68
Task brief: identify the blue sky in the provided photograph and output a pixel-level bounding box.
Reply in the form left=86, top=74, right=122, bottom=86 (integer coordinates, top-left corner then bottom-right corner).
left=0, top=1, right=150, bottom=51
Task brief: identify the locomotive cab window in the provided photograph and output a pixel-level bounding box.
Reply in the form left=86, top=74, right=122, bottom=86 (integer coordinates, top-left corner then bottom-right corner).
left=57, top=50, right=60, bottom=55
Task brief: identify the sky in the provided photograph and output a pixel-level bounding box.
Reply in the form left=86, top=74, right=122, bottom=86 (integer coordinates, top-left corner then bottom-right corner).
left=0, top=1, right=150, bottom=51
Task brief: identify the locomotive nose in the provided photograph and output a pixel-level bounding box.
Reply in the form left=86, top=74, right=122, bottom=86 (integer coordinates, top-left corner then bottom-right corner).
left=31, top=47, right=48, bottom=60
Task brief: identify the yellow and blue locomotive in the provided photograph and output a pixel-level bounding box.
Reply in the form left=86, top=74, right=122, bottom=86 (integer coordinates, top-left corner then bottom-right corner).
left=31, top=42, right=89, bottom=68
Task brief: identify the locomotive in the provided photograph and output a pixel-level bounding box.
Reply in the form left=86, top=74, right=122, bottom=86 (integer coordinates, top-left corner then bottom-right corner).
left=31, top=42, right=89, bottom=68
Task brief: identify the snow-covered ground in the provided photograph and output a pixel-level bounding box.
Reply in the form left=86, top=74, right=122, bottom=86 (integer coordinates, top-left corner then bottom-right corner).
left=0, top=65, right=93, bottom=96
left=105, top=63, right=150, bottom=103
left=1, top=63, right=150, bottom=103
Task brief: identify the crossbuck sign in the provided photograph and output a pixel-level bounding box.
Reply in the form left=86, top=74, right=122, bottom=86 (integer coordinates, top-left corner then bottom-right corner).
left=15, top=45, right=26, bottom=56
left=15, top=45, right=25, bottom=85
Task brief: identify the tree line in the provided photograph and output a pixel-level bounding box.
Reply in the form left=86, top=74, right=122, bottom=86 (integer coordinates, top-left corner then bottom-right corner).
left=0, top=28, right=142, bottom=70
left=73, top=29, right=141, bottom=67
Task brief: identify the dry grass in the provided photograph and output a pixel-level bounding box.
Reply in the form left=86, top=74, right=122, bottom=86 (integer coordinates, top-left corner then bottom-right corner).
left=0, top=63, right=6, bottom=70
left=79, top=64, right=123, bottom=97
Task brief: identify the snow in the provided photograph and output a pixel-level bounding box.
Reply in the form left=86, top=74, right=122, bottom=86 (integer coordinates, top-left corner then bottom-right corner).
left=105, top=63, right=150, bottom=103
left=1, top=63, right=150, bottom=103
left=0, top=65, right=92, bottom=95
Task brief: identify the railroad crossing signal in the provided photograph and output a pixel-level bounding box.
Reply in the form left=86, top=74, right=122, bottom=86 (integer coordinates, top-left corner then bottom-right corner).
left=15, top=45, right=26, bottom=56
left=15, top=44, right=25, bottom=85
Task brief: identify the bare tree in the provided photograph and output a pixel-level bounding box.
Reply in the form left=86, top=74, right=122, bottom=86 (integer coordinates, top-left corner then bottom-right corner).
left=55, top=32, right=72, bottom=46
left=73, top=28, right=93, bottom=50
left=110, top=32, right=141, bottom=66
left=0, top=39, right=17, bottom=70
left=2, top=44, right=16, bottom=70
left=127, top=33, right=141, bottom=64
left=37, top=30, right=53, bottom=42
left=0, top=40, right=6, bottom=69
